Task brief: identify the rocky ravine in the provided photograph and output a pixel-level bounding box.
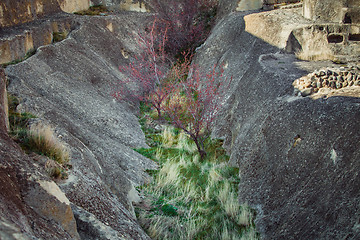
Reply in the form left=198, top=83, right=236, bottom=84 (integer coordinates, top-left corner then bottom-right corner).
left=3, top=11, right=157, bottom=239
left=1, top=1, right=360, bottom=240
left=195, top=7, right=360, bottom=240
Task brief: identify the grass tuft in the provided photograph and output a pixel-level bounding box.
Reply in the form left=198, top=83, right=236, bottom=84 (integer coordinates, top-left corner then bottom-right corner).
left=135, top=124, right=258, bottom=239
left=52, top=31, right=68, bottom=43
left=28, top=123, right=70, bottom=165
left=7, top=94, right=71, bottom=179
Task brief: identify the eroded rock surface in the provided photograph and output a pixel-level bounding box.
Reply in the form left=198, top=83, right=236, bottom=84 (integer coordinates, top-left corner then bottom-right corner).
left=0, top=0, right=89, bottom=28
left=5, top=12, right=157, bottom=240
left=1, top=68, right=79, bottom=239
left=195, top=10, right=360, bottom=239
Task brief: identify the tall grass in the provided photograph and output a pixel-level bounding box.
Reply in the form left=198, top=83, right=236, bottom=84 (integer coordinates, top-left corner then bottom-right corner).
left=29, top=123, right=70, bottom=165
left=7, top=95, right=71, bottom=179
left=135, top=126, right=258, bottom=239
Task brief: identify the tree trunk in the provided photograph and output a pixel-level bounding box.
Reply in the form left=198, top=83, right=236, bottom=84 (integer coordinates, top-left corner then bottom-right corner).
left=193, top=137, right=206, bottom=160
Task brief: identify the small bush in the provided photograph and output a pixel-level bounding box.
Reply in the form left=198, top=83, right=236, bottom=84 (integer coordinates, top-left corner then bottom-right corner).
left=28, top=123, right=70, bottom=165
left=74, top=5, right=109, bottom=16
left=52, top=31, right=68, bottom=43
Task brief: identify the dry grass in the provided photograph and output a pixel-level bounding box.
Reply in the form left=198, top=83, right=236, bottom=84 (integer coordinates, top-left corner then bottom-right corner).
left=135, top=127, right=258, bottom=239
left=29, top=123, right=70, bottom=164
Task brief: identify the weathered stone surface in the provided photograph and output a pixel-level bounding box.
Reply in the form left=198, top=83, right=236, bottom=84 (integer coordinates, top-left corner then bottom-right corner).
left=5, top=12, right=156, bottom=239
left=58, top=0, right=90, bottom=13
left=0, top=0, right=90, bottom=28
left=303, top=0, right=360, bottom=24
left=235, top=0, right=263, bottom=11
left=1, top=66, right=79, bottom=239
left=195, top=10, right=360, bottom=239
left=25, top=180, right=80, bottom=239
left=244, top=8, right=312, bottom=49
left=244, top=8, right=360, bottom=61
left=288, top=23, right=360, bottom=62
left=0, top=68, right=8, bottom=130
left=71, top=204, right=126, bottom=240
left=118, top=0, right=149, bottom=12
left=0, top=13, right=75, bottom=65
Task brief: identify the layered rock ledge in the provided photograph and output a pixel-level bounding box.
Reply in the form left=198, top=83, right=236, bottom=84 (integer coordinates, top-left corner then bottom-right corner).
left=3, top=11, right=157, bottom=239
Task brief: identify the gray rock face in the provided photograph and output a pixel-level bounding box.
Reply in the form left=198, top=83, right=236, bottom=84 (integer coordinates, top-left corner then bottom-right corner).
left=195, top=10, right=360, bottom=240
left=71, top=204, right=126, bottom=240
left=0, top=68, right=79, bottom=239
left=5, top=12, right=156, bottom=239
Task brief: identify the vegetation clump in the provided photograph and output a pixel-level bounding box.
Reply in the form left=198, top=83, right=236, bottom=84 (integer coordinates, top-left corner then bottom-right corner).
left=74, top=5, right=109, bottom=16
left=135, top=120, right=258, bottom=240
left=52, top=31, right=68, bottom=43
left=114, top=2, right=258, bottom=238
left=8, top=94, right=70, bottom=179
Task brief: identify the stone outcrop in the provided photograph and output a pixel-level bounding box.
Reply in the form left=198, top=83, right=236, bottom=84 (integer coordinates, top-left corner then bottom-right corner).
left=303, top=0, right=360, bottom=24
left=4, top=11, right=157, bottom=239
left=0, top=0, right=89, bottom=28
left=195, top=6, right=360, bottom=239
left=0, top=0, right=150, bottom=66
left=0, top=14, right=75, bottom=65
left=244, top=5, right=360, bottom=62
left=71, top=204, right=126, bottom=240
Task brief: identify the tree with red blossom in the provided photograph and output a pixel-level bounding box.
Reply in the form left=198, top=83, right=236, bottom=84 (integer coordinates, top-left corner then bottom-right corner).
left=112, top=19, right=173, bottom=118
left=163, top=61, right=230, bottom=159
left=113, top=8, right=229, bottom=159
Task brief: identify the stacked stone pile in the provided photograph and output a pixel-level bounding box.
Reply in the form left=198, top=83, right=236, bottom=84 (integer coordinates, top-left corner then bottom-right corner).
left=293, top=66, right=360, bottom=96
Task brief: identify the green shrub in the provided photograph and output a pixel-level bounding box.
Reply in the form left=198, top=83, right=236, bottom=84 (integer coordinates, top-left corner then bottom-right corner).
left=52, top=31, right=68, bottom=43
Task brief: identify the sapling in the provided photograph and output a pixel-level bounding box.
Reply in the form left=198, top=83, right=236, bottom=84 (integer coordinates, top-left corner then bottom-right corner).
left=163, top=60, right=230, bottom=159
